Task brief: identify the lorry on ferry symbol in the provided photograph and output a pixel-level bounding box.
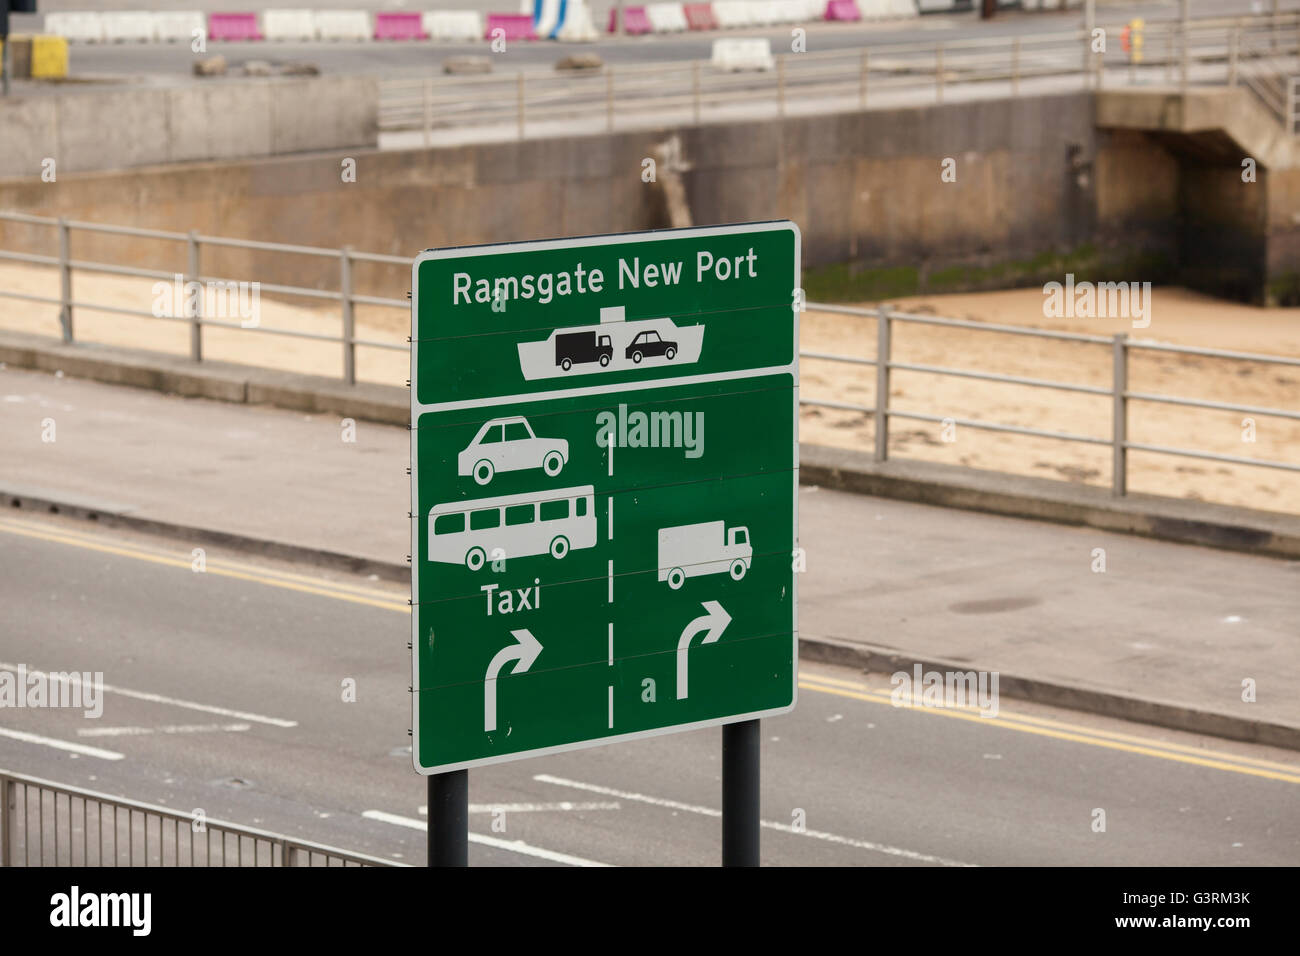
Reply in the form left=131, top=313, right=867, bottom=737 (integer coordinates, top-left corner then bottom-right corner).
left=657, top=520, right=752, bottom=590
left=555, top=330, right=614, bottom=371
left=519, top=305, right=705, bottom=381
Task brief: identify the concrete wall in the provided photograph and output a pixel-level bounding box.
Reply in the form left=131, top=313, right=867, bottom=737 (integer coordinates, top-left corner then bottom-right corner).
left=0, top=76, right=378, bottom=178
left=1, top=89, right=1293, bottom=304
left=2, top=93, right=1125, bottom=300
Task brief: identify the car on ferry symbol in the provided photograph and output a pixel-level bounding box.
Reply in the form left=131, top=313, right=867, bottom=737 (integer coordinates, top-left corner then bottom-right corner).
left=625, top=329, right=678, bottom=364
left=457, top=416, right=568, bottom=486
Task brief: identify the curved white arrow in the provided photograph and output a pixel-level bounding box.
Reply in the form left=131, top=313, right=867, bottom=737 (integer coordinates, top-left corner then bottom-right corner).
left=485, top=628, right=543, bottom=733
left=676, top=601, right=731, bottom=701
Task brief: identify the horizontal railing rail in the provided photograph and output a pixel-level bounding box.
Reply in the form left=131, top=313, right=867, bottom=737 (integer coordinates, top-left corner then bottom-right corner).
left=379, top=13, right=1300, bottom=143
left=0, top=770, right=404, bottom=866
left=1, top=212, right=1297, bottom=500
left=0, top=212, right=409, bottom=386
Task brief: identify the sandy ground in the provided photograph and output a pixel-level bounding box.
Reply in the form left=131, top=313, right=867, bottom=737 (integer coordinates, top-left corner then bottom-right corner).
left=3, top=263, right=1298, bottom=515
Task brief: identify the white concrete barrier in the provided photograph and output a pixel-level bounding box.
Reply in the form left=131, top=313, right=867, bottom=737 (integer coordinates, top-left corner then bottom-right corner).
left=770, top=1, right=808, bottom=23
left=556, top=0, right=599, bottom=40
left=646, top=3, right=689, bottom=32
left=885, top=0, right=919, bottom=15
left=152, top=11, right=204, bottom=43
left=422, top=11, right=483, bottom=41
left=750, top=0, right=783, bottom=24
left=263, top=9, right=316, bottom=40
left=315, top=10, right=371, bottom=40
left=101, top=11, right=155, bottom=43
left=712, top=1, right=755, bottom=27
left=44, top=12, right=105, bottom=43
left=711, top=37, right=774, bottom=70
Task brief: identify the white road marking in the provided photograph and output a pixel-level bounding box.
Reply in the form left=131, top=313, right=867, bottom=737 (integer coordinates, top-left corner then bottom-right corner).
left=0, top=727, right=124, bottom=761
left=534, top=774, right=978, bottom=867
left=362, top=809, right=613, bottom=866
left=77, top=723, right=252, bottom=737
left=414, top=802, right=621, bottom=814
left=0, top=662, right=297, bottom=728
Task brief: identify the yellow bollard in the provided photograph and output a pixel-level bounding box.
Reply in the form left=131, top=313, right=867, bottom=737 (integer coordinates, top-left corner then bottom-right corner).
left=31, top=35, right=69, bottom=79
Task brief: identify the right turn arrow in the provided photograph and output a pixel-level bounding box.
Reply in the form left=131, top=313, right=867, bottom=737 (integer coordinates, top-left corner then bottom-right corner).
left=676, top=600, right=731, bottom=700
left=484, top=628, right=543, bottom=733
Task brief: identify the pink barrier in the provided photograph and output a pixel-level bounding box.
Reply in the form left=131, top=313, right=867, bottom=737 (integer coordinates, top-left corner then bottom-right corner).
left=824, top=0, right=861, bottom=20
left=607, top=6, right=652, bottom=34
left=683, top=3, right=717, bottom=30
left=208, top=12, right=263, bottom=41
left=374, top=11, right=426, bottom=39
left=484, top=13, right=535, bottom=40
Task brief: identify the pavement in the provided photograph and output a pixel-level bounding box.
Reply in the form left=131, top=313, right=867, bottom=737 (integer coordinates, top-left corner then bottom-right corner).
left=1, top=514, right=1297, bottom=866
left=3, top=364, right=1298, bottom=747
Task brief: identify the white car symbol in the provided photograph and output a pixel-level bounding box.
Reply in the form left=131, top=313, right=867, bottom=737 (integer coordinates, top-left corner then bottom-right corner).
left=457, top=416, right=569, bottom=486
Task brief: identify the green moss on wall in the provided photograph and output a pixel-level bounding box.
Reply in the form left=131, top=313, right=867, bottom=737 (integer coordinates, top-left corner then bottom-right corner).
left=803, top=245, right=1178, bottom=302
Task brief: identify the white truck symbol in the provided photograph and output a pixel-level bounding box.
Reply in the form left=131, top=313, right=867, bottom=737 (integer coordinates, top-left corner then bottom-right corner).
left=657, top=521, right=752, bottom=590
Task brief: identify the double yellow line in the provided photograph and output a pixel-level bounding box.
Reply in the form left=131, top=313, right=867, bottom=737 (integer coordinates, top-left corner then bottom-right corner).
left=0, top=516, right=410, bottom=614
left=800, top=672, right=1300, bottom=785
left=5, top=513, right=1299, bottom=785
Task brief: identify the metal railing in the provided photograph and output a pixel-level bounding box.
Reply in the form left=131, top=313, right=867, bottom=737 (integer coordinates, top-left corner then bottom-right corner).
left=804, top=304, right=1300, bottom=497
left=0, top=770, right=403, bottom=866
left=1239, top=27, right=1300, bottom=132
left=1, top=213, right=1297, bottom=498
left=0, top=211, right=409, bottom=386
left=379, top=13, right=1300, bottom=143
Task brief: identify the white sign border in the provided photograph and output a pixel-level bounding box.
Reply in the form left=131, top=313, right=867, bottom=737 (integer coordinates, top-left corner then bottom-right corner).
left=410, top=221, right=801, bottom=776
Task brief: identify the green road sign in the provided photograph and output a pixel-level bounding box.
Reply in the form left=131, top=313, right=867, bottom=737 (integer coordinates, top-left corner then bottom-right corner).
left=410, top=222, right=799, bottom=774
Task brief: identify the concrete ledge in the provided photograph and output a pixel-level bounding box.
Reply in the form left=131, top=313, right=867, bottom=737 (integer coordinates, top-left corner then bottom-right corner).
left=0, top=485, right=410, bottom=585
left=0, top=330, right=408, bottom=425
left=801, top=444, right=1300, bottom=561
left=799, top=635, right=1300, bottom=751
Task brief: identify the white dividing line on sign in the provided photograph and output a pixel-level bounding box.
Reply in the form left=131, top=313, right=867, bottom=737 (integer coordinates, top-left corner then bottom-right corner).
left=533, top=774, right=977, bottom=867
left=77, top=723, right=251, bottom=738
left=607, top=560, right=614, bottom=603
left=0, top=726, right=124, bottom=761
left=362, top=809, right=613, bottom=867
left=0, top=662, right=297, bottom=729
left=607, top=496, right=613, bottom=539
left=414, top=362, right=796, bottom=416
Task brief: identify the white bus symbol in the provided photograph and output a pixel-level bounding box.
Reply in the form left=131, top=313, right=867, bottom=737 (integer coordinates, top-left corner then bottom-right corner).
left=429, top=485, right=597, bottom=571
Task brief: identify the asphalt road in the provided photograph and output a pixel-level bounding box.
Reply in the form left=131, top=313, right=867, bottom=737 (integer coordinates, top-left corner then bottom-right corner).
left=17, top=1, right=1297, bottom=79
left=1, top=511, right=1296, bottom=866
